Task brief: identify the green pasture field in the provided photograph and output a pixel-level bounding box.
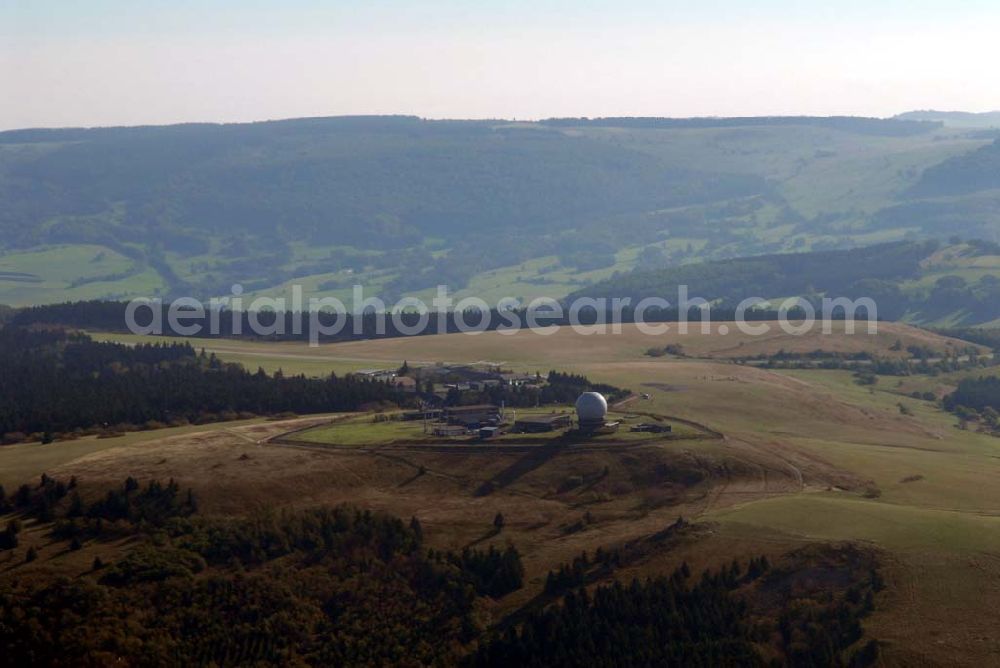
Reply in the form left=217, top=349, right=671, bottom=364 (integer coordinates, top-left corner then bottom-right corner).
left=292, top=406, right=695, bottom=447
left=294, top=414, right=423, bottom=445
left=0, top=244, right=164, bottom=305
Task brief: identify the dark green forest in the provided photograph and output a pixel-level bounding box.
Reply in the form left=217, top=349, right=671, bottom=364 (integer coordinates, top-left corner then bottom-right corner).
left=0, top=327, right=403, bottom=443
left=571, top=240, right=1000, bottom=325
left=945, top=376, right=1000, bottom=414
left=474, top=560, right=881, bottom=668
left=4, top=298, right=816, bottom=342
left=936, top=327, right=1000, bottom=351
left=909, top=138, right=1000, bottom=197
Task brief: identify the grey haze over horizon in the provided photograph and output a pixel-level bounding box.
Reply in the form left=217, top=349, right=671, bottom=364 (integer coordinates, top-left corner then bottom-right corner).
left=4, top=1, right=1000, bottom=131
left=2, top=110, right=999, bottom=134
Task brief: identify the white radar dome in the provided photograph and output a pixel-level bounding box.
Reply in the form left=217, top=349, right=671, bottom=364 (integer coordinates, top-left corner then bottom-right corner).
left=575, top=392, right=608, bottom=422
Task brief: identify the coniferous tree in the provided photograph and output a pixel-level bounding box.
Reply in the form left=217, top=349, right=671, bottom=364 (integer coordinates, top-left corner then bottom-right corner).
left=409, top=516, right=423, bottom=542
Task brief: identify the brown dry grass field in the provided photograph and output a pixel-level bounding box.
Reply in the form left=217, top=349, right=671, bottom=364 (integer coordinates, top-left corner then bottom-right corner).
left=7, top=321, right=1000, bottom=665
left=91, top=319, right=983, bottom=375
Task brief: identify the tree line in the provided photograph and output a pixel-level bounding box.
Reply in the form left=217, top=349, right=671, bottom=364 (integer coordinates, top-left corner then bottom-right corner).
left=472, top=555, right=881, bottom=668
left=441, top=370, right=629, bottom=409
left=0, top=327, right=404, bottom=443
left=571, top=239, right=1000, bottom=326
left=9, top=299, right=822, bottom=344
left=945, top=376, right=1000, bottom=419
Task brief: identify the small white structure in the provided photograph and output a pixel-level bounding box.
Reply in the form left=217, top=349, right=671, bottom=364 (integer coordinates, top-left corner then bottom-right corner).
left=575, top=392, right=608, bottom=428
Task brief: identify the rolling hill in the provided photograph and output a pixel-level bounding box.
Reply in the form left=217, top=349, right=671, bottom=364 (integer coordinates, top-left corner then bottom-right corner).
left=569, top=239, right=1000, bottom=326
left=895, top=109, right=1000, bottom=129
left=6, top=319, right=1000, bottom=665
left=0, top=114, right=998, bottom=306
left=908, top=137, right=1000, bottom=197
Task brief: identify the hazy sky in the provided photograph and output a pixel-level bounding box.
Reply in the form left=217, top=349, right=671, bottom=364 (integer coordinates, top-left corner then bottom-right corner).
left=2, top=0, right=999, bottom=130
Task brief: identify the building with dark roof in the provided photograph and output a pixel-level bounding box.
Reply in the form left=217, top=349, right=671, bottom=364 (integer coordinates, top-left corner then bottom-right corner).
left=512, top=413, right=572, bottom=433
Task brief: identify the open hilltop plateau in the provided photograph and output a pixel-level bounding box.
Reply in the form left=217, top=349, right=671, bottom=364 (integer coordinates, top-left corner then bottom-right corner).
left=4, top=320, right=1000, bottom=665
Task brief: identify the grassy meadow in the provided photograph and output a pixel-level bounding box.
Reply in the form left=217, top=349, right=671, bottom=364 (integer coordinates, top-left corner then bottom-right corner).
left=0, top=244, right=164, bottom=305
left=291, top=408, right=696, bottom=447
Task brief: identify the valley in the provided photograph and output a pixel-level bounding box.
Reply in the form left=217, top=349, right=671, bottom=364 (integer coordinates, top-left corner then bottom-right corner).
left=2, top=116, right=998, bottom=310
left=6, top=1, right=1000, bottom=663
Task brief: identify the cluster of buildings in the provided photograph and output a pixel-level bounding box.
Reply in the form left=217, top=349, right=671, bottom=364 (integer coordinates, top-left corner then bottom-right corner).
left=403, top=403, right=575, bottom=438
left=354, top=364, right=538, bottom=396
left=358, top=364, right=671, bottom=441
left=353, top=368, right=417, bottom=392
left=401, top=391, right=622, bottom=439
left=428, top=365, right=539, bottom=394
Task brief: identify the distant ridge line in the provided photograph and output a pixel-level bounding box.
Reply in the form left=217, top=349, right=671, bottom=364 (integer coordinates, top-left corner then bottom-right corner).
left=0, top=113, right=940, bottom=141
left=539, top=115, right=940, bottom=135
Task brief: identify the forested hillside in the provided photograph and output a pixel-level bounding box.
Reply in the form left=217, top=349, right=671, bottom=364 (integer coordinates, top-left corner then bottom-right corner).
left=0, top=117, right=767, bottom=249
left=909, top=138, right=1000, bottom=197
left=570, top=239, right=1000, bottom=326
left=0, top=476, right=881, bottom=667
left=0, top=116, right=766, bottom=300
left=0, top=495, right=522, bottom=666
left=1, top=114, right=996, bottom=306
